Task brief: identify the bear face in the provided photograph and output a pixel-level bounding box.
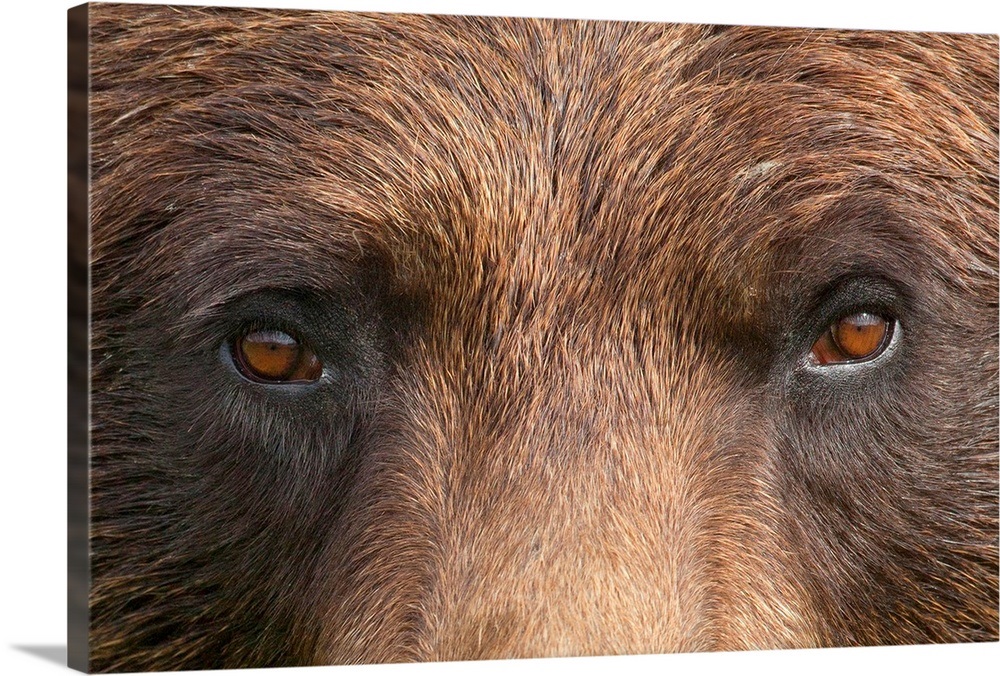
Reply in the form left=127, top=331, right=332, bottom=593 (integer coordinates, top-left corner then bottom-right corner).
left=85, top=4, right=998, bottom=671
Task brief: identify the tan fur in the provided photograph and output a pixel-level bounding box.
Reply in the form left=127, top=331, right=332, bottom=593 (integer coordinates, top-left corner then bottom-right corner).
left=87, top=5, right=998, bottom=670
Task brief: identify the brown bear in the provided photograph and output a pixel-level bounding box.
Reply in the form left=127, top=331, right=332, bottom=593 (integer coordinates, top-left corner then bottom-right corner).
left=77, top=3, right=998, bottom=672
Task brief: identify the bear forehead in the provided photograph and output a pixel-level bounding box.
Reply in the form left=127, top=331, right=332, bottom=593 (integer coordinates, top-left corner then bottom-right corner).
left=89, top=9, right=996, bottom=330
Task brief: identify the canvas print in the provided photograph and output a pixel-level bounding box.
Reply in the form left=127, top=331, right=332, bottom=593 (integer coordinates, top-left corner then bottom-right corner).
left=68, top=2, right=999, bottom=672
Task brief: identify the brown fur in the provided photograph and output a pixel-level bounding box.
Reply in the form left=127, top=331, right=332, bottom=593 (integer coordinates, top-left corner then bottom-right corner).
left=86, top=3, right=999, bottom=671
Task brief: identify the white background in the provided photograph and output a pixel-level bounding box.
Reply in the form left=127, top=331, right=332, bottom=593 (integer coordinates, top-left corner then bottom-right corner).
left=2, top=1, right=998, bottom=675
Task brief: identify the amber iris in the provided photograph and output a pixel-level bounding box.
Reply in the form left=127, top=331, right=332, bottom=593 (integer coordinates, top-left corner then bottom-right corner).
left=811, top=312, right=892, bottom=366
left=233, top=329, right=322, bottom=383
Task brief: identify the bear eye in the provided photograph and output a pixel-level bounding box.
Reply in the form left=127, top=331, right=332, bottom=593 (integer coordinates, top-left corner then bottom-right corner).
left=810, top=312, right=894, bottom=366
left=232, top=329, right=323, bottom=383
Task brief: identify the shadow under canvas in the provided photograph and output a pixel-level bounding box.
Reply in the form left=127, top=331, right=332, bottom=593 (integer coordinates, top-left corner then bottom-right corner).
left=13, top=645, right=68, bottom=667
